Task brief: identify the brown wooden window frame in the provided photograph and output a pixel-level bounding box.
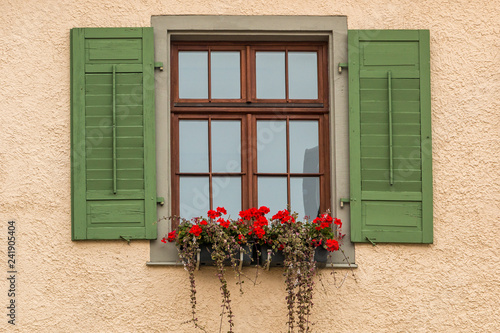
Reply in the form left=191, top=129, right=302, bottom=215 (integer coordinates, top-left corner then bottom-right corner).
left=171, top=41, right=330, bottom=227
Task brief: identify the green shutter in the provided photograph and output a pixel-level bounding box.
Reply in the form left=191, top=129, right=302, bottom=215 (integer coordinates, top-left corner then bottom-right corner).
left=348, top=30, right=432, bottom=243
left=71, top=28, right=157, bottom=240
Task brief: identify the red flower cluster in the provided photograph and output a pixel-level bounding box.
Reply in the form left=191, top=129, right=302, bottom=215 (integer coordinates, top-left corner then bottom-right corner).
left=311, top=238, right=322, bottom=247
left=239, top=206, right=270, bottom=220
left=239, top=206, right=270, bottom=240
left=253, top=227, right=266, bottom=239
left=189, top=224, right=203, bottom=237
left=237, top=234, right=246, bottom=244
left=313, top=214, right=341, bottom=230
left=325, top=239, right=339, bottom=252
left=167, top=230, right=177, bottom=242
left=207, top=207, right=228, bottom=219
left=217, top=217, right=230, bottom=228
left=161, top=230, right=177, bottom=243
left=272, top=209, right=295, bottom=224
left=199, top=220, right=208, bottom=226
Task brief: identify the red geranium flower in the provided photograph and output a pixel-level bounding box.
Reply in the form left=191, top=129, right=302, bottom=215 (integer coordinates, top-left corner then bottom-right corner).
left=334, top=218, right=342, bottom=228
left=167, top=230, right=177, bottom=242
left=255, top=215, right=268, bottom=227
left=258, top=206, right=270, bottom=215
left=217, top=217, right=230, bottom=228
left=216, top=207, right=227, bottom=215
left=189, top=225, right=203, bottom=237
left=272, top=209, right=295, bottom=224
left=320, top=221, right=330, bottom=229
left=325, top=239, right=339, bottom=252
left=199, top=220, right=208, bottom=226
left=253, top=227, right=266, bottom=239
left=207, top=209, right=220, bottom=219
left=161, top=237, right=167, bottom=243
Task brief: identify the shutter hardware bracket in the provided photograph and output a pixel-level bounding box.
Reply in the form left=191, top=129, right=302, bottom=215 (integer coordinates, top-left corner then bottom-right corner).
left=156, top=197, right=165, bottom=206
left=338, top=63, right=348, bottom=74
left=120, top=236, right=131, bottom=244
left=340, top=198, right=351, bottom=208
left=154, top=62, right=164, bottom=71
left=366, top=237, right=377, bottom=246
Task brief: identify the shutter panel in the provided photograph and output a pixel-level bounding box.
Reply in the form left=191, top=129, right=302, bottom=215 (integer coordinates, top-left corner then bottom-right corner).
left=71, top=28, right=157, bottom=240
left=348, top=30, right=432, bottom=243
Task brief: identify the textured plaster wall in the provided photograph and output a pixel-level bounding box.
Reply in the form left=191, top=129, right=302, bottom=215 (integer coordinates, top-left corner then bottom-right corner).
left=0, top=0, right=499, bottom=332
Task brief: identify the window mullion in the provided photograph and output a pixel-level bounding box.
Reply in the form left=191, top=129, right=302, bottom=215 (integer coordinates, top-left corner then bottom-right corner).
left=285, top=48, right=289, bottom=103
left=208, top=116, right=213, bottom=209
left=286, top=117, right=291, bottom=208
left=208, top=47, right=212, bottom=102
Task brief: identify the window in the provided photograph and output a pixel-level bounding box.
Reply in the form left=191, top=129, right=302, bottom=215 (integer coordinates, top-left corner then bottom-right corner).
left=70, top=16, right=432, bottom=267
left=149, top=16, right=356, bottom=265
left=170, top=42, right=330, bottom=228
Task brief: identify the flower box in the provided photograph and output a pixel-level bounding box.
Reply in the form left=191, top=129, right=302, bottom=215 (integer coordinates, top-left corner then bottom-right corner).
left=198, top=244, right=254, bottom=266
left=259, top=245, right=329, bottom=267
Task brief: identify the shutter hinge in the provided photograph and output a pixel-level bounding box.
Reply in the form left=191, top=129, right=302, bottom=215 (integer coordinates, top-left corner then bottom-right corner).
left=120, top=236, right=131, bottom=244
left=154, top=62, right=164, bottom=71
left=366, top=237, right=377, bottom=246
left=340, top=198, right=351, bottom=208
left=156, top=197, right=165, bottom=206
left=338, top=63, right=348, bottom=74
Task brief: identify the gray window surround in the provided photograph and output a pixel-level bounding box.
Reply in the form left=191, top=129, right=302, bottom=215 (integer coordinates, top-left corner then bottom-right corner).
left=148, top=15, right=355, bottom=267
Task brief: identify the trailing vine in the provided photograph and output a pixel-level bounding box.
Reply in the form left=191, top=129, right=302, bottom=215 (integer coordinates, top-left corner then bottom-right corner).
left=162, top=207, right=344, bottom=333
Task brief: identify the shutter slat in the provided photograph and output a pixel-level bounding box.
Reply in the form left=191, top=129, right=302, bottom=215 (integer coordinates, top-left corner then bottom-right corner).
left=71, top=27, right=157, bottom=240
left=349, top=29, right=432, bottom=244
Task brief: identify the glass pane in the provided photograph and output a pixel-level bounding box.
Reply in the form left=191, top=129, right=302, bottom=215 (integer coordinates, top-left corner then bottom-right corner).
left=258, top=177, right=287, bottom=217
left=290, top=177, right=320, bottom=221
left=211, top=52, right=241, bottom=99
left=289, top=121, right=319, bottom=173
left=179, top=120, right=208, bottom=172
left=179, top=51, right=208, bottom=99
left=211, top=120, right=241, bottom=173
left=288, top=52, right=318, bottom=99
left=212, top=176, right=241, bottom=219
left=256, top=52, right=286, bottom=99
left=257, top=120, right=287, bottom=173
left=180, top=177, right=209, bottom=219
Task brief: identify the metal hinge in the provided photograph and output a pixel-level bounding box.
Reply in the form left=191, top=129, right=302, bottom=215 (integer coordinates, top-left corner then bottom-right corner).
left=154, top=62, right=164, bottom=71
left=366, top=237, right=377, bottom=246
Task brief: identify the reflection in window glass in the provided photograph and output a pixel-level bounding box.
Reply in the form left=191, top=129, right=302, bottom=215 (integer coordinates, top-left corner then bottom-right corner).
left=211, top=52, right=241, bottom=99
left=289, top=121, right=319, bottom=173
left=179, top=51, right=208, bottom=99
left=212, top=176, right=241, bottom=219
left=288, top=52, right=318, bottom=99
left=211, top=120, right=241, bottom=173
left=179, top=120, right=208, bottom=172
left=180, top=177, right=209, bottom=219
left=290, top=177, right=320, bottom=221
left=258, top=177, right=287, bottom=216
left=256, top=52, right=286, bottom=99
left=257, top=120, right=287, bottom=173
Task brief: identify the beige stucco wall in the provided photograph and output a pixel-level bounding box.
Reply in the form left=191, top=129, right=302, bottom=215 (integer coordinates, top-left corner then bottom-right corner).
left=1, top=0, right=499, bottom=332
